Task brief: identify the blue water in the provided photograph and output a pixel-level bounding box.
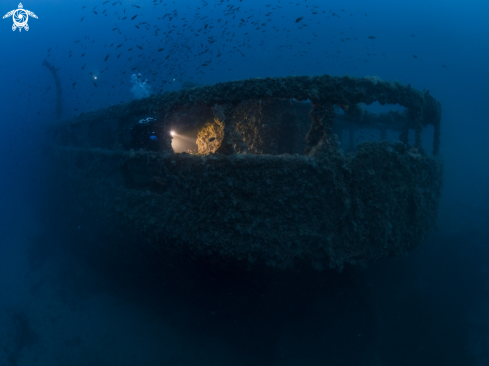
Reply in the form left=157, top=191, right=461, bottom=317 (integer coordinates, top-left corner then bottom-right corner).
left=1, top=0, right=489, bottom=365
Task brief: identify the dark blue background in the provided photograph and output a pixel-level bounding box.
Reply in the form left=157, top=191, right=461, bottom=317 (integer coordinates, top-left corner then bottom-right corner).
left=0, top=1, right=488, bottom=365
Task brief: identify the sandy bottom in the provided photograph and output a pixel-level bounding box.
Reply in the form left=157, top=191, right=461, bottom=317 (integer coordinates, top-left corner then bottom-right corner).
left=0, top=214, right=246, bottom=366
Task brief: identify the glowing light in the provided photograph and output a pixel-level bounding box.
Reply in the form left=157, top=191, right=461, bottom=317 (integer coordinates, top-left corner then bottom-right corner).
left=170, top=130, right=175, bottom=136
left=94, top=76, right=97, bottom=80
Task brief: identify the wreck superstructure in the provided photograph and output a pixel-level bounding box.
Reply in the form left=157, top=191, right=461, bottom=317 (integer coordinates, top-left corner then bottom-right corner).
left=46, top=74, right=443, bottom=270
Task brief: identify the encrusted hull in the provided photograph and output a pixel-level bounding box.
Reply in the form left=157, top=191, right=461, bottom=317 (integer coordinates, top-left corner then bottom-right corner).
left=46, top=74, right=443, bottom=270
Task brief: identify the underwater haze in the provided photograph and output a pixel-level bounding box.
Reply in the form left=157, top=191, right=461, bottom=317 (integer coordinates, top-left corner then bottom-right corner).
left=1, top=0, right=489, bottom=365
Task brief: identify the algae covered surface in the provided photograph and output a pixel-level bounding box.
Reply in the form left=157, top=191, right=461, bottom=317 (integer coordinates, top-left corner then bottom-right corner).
left=47, top=73, right=443, bottom=270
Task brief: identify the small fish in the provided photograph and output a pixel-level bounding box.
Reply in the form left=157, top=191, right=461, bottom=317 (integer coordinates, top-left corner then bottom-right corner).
left=295, top=17, right=303, bottom=23
left=131, top=14, right=137, bottom=20
left=209, top=137, right=216, bottom=142
left=413, top=54, right=418, bottom=59
left=368, top=36, right=375, bottom=39
left=132, top=5, right=141, bottom=8
left=80, top=16, right=84, bottom=21
left=104, top=54, right=110, bottom=61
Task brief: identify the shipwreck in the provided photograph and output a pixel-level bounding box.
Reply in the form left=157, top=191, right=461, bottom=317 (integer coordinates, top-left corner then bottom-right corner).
left=46, top=73, right=443, bottom=270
